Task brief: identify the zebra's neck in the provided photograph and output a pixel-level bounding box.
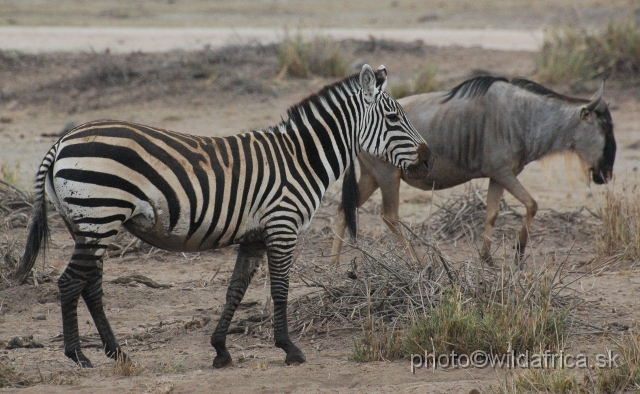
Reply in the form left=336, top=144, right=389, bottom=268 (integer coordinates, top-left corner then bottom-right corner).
left=264, top=79, right=364, bottom=189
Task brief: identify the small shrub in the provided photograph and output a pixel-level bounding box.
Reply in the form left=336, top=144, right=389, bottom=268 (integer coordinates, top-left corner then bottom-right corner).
left=277, top=34, right=310, bottom=78
left=596, top=187, right=640, bottom=262
left=413, top=65, right=439, bottom=94
left=389, top=82, right=412, bottom=99
left=537, top=20, right=640, bottom=84
left=0, top=162, right=20, bottom=186
left=389, top=66, right=439, bottom=99
left=277, top=35, right=348, bottom=79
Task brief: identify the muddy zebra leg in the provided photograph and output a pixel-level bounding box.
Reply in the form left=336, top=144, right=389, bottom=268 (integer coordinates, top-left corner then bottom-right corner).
left=211, top=242, right=265, bottom=368
left=59, top=234, right=120, bottom=367
left=81, top=255, right=128, bottom=362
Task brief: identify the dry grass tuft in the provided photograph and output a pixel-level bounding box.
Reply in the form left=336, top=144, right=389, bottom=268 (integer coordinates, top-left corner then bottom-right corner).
left=0, top=359, right=35, bottom=388
left=537, top=20, right=640, bottom=84
left=498, top=331, right=640, bottom=393
left=113, top=354, right=145, bottom=377
left=595, top=187, right=640, bottom=263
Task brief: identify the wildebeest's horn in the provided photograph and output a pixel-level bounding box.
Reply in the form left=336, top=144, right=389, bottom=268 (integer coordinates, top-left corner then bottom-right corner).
left=585, top=80, right=605, bottom=111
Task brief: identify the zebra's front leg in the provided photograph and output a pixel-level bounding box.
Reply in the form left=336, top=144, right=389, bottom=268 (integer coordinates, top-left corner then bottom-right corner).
left=266, top=236, right=305, bottom=365
left=211, top=242, right=265, bottom=368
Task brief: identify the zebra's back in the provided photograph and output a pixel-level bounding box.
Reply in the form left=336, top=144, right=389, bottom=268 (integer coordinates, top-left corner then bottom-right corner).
left=49, top=120, right=318, bottom=252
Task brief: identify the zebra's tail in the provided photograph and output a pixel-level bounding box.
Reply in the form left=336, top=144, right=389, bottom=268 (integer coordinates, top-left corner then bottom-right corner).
left=342, top=163, right=360, bottom=239
left=13, top=150, right=54, bottom=284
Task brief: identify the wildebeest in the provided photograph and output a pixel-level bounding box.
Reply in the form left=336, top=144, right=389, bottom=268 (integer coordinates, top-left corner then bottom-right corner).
left=331, top=76, right=615, bottom=265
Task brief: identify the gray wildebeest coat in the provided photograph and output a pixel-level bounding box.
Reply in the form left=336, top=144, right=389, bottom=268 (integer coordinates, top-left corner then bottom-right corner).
left=331, top=76, right=616, bottom=266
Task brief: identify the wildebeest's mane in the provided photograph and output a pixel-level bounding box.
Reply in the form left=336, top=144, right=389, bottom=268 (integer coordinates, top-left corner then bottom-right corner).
left=510, top=78, right=589, bottom=104
left=441, top=75, right=509, bottom=103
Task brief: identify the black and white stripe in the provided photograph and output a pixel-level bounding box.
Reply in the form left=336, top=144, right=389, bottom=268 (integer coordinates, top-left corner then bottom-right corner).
left=15, top=64, right=430, bottom=368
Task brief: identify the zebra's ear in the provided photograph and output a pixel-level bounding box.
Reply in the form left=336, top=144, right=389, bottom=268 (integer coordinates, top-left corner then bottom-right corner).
left=375, top=65, right=388, bottom=93
left=360, top=64, right=377, bottom=104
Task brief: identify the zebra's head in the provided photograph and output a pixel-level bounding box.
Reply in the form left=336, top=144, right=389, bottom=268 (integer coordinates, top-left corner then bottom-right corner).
left=358, top=65, right=432, bottom=179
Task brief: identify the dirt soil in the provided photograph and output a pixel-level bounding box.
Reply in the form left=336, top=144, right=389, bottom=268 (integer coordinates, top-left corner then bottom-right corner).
left=1, top=20, right=640, bottom=394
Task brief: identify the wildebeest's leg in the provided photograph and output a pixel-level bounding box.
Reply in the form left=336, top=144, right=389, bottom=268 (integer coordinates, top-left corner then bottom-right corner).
left=266, top=234, right=305, bottom=365
left=480, top=179, right=505, bottom=266
left=500, top=175, right=538, bottom=264
left=379, top=174, right=423, bottom=265
left=59, top=235, right=119, bottom=368
left=330, top=169, right=380, bottom=265
left=211, top=242, right=265, bottom=368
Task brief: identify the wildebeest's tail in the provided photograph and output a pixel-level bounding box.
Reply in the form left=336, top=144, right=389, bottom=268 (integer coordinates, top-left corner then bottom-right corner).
left=342, top=163, right=360, bottom=239
left=13, top=148, right=55, bottom=284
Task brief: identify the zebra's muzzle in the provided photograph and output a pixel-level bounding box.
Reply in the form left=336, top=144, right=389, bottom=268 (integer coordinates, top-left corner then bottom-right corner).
left=405, top=143, right=432, bottom=179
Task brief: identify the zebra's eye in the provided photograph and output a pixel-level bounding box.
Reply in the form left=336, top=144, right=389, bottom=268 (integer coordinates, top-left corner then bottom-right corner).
left=387, top=113, right=400, bottom=122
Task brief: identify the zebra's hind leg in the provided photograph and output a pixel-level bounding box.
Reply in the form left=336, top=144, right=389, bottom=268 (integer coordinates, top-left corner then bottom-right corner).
left=59, top=232, right=122, bottom=368
left=211, top=242, right=265, bottom=368
left=266, top=235, right=306, bottom=365
left=82, top=261, right=128, bottom=363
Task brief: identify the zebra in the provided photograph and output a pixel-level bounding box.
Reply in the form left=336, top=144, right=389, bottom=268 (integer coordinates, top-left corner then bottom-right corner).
left=14, top=64, right=432, bottom=368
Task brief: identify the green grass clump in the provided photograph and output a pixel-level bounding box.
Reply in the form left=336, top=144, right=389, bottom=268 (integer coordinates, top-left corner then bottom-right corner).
left=499, top=369, right=579, bottom=394
left=277, top=34, right=348, bottom=78
left=405, top=285, right=566, bottom=358
left=352, top=271, right=568, bottom=364
left=537, top=20, right=640, bottom=84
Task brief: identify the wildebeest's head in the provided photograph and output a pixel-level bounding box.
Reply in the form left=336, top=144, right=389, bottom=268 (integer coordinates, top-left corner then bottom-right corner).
left=575, top=82, right=616, bottom=184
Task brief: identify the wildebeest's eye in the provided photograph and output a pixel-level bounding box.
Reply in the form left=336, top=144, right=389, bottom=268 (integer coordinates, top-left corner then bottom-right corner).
left=387, top=113, right=400, bottom=122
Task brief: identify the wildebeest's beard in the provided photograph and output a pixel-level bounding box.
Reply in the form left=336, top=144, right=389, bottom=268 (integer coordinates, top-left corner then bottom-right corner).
left=592, top=127, right=616, bottom=184
left=591, top=108, right=616, bottom=185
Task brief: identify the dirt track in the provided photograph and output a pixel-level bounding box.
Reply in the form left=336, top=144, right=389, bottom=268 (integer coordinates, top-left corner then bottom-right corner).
left=0, top=26, right=543, bottom=53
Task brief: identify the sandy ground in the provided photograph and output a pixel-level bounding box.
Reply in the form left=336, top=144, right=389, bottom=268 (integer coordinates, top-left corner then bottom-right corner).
left=1, top=4, right=640, bottom=393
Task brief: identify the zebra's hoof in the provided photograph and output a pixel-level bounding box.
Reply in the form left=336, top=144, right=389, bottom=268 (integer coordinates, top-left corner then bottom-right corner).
left=76, top=358, right=94, bottom=368
left=66, top=350, right=94, bottom=368
left=285, top=351, right=306, bottom=365
left=212, top=356, right=233, bottom=368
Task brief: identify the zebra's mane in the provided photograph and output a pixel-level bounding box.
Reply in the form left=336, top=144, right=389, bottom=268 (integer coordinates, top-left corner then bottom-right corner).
left=282, top=73, right=362, bottom=130
left=441, top=75, right=508, bottom=103
left=510, top=78, right=589, bottom=104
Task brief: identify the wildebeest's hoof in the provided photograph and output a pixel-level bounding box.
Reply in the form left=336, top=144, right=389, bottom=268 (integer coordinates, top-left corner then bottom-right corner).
left=213, top=355, right=233, bottom=368
left=285, top=350, right=306, bottom=365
